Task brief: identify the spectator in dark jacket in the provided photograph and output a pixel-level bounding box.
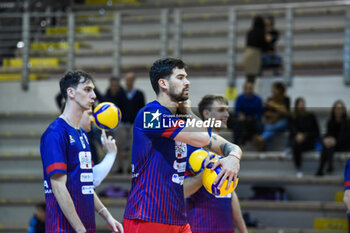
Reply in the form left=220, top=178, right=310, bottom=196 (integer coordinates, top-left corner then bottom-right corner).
left=233, top=81, right=263, bottom=146
left=104, top=77, right=125, bottom=108
left=290, top=97, right=320, bottom=177
left=243, top=15, right=269, bottom=83
left=262, top=15, right=282, bottom=76
left=114, top=72, right=145, bottom=174
left=122, top=72, right=145, bottom=124
left=316, top=100, right=350, bottom=176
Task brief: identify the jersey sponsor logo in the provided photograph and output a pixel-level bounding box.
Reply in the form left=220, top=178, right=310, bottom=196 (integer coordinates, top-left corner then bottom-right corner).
left=79, top=151, right=92, bottom=169
left=173, top=160, right=186, bottom=173
left=143, top=110, right=161, bottom=129
left=131, top=164, right=140, bottom=178
left=172, top=173, right=184, bottom=185
left=44, top=180, right=49, bottom=189
left=43, top=180, right=53, bottom=194
left=69, top=135, right=75, bottom=144
left=80, top=173, right=93, bottom=182
left=175, top=141, right=187, bottom=159
left=82, top=185, right=94, bottom=195
left=45, top=189, right=53, bottom=194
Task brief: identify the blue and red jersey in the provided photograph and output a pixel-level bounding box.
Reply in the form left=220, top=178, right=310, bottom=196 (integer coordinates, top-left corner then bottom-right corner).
left=345, top=157, right=350, bottom=190
left=40, top=118, right=95, bottom=233
left=124, top=100, right=188, bottom=225
left=344, top=157, right=350, bottom=233
left=185, top=145, right=234, bottom=233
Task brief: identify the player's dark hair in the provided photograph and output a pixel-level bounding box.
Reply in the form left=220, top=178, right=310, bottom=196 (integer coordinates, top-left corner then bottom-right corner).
left=59, top=70, right=94, bottom=100
left=198, top=95, right=228, bottom=120
left=149, top=58, right=185, bottom=95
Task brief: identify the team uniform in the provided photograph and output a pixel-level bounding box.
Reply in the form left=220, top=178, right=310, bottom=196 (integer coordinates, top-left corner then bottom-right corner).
left=344, top=157, right=350, bottom=232
left=124, top=100, right=191, bottom=233
left=185, top=145, right=234, bottom=233
left=40, top=118, right=95, bottom=233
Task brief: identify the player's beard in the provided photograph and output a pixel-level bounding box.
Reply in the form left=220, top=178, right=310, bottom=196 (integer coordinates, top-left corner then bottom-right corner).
left=169, top=86, right=189, bottom=102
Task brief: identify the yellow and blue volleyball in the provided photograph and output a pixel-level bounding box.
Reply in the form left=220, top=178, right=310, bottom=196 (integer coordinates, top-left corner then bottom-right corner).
left=188, top=149, right=210, bottom=174
left=93, top=102, right=121, bottom=130
left=188, top=149, right=216, bottom=174
left=202, top=159, right=239, bottom=196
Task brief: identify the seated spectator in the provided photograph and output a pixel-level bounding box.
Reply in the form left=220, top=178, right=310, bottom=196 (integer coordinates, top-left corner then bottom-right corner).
left=233, top=81, right=263, bottom=146
left=289, top=97, right=320, bottom=177
left=243, top=15, right=269, bottom=83
left=28, top=202, right=45, bottom=233
left=254, top=82, right=290, bottom=150
left=316, top=100, right=350, bottom=176
left=261, top=15, right=282, bottom=76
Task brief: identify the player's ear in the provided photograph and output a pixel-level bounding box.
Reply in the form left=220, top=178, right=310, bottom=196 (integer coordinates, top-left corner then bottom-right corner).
left=203, top=109, right=210, bottom=120
left=66, top=87, right=75, bottom=99
left=158, top=79, right=168, bottom=91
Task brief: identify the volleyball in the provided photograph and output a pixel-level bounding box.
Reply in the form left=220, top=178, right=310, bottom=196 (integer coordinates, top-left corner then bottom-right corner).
left=93, top=102, right=121, bottom=130
left=202, top=159, right=239, bottom=196
left=188, top=149, right=210, bottom=174
left=188, top=149, right=217, bottom=174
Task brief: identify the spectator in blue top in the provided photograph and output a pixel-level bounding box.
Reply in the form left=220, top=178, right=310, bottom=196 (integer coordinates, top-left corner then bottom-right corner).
left=233, top=81, right=263, bottom=145
left=27, top=202, right=45, bottom=233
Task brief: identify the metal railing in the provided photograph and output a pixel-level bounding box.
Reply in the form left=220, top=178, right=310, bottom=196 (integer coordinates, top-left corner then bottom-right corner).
left=1, top=0, right=350, bottom=90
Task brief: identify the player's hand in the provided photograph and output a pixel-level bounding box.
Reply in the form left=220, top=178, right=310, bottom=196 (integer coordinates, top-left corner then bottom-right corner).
left=203, top=153, right=220, bottom=168
left=211, top=155, right=240, bottom=191
left=177, top=100, right=192, bottom=114
left=101, top=130, right=117, bottom=155
left=106, top=215, right=124, bottom=233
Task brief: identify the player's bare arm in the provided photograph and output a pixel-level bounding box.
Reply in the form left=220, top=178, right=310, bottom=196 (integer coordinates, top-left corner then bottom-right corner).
left=205, top=134, right=241, bottom=158
left=94, top=193, right=124, bottom=233
left=231, top=192, right=248, bottom=233
left=50, top=173, right=86, bottom=233
left=183, top=171, right=203, bottom=197
left=205, top=133, right=242, bottom=190
left=344, top=190, right=350, bottom=212
left=174, top=100, right=210, bottom=147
